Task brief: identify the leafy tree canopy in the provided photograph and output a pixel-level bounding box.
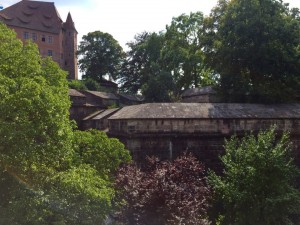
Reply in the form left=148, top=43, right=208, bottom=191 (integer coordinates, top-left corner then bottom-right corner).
left=119, top=32, right=176, bottom=102
left=162, top=12, right=216, bottom=91
left=0, top=23, right=73, bottom=180
left=77, top=31, right=125, bottom=82
left=68, top=78, right=114, bottom=92
left=119, top=14, right=217, bottom=101
left=209, top=127, right=300, bottom=225
left=0, top=23, right=131, bottom=225
left=73, top=129, right=131, bottom=178
left=68, top=79, right=88, bottom=91
left=203, top=0, right=300, bottom=102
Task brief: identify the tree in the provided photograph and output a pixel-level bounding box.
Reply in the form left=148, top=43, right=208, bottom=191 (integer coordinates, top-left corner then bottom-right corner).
left=68, top=79, right=88, bottom=90
left=68, top=78, right=114, bottom=92
left=73, top=129, right=131, bottom=178
left=0, top=130, right=131, bottom=225
left=141, top=71, right=176, bottom=102
left=119, top=32, right=176, bottom=102
left=209, top=127, right=300, bottom=225
left=0, top=21, right=73, bottom=224
left=162, top=12, right=216, bottom=92
left=0, top=22, right=73, bottom=183
left=203, top=0, right=300, bottom=102
left=77, top=31, right=125, bottom=82
left=118, top=32, right=164, bottom=93
left=0, top=23, right=131, bottom=225
left=42, top=130, right=131, bottom=225
left=115, top=153, right=211, bottom=225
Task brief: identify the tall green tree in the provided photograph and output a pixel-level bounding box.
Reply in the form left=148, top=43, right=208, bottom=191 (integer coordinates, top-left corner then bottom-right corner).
left=0, top=23, right=131, bottom=225
left=0, top=21, right=73, bottom=224
left=162, top=12, right=216, bottom=92
left=119, top=32, right=175, bottom=102
left=141, top=71, right=176, bottom=102
left=44, top=130, right=131, bottom=225
left=209, top=127, right=300, bottom=225
left=118, top=32, right=163, bottom=93
left=77, top=31, right=125, bottom=82
left=203, top=0, right=300, bottom=102
left=0, top=23, right=73, bottom=182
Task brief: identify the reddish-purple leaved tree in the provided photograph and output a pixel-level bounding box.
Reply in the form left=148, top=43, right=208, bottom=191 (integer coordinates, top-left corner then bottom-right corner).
left=115, top=153, right=211, bottom=225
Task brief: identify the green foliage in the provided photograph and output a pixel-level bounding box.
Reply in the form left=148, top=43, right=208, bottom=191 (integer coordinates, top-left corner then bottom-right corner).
left=162, top=12, right=216, bottom=91
left=141, top=71, right=175, bottom=102
left=0, top=22, right=73, bottom=178
left=203, top=0, right=300, bottom=102
left=73, top=129, right=131, bottom=178
left=68, top=78, right=115, bottom=92
left=0, top=23, right=131, bottom=225
left=119, top=14, right=217, bottom=101
left=119, top=32, right=176, bottom=102
left=77, top=31, right=125, bottom=82
left=43, top=130, right=131, bottom=224
left=209, top=127, right=300, bottom=225
left=68, top=79, right=87, bottom=90
left=49, top=164, right=115, bottom=225
left=82, top=77, right=102, bottom=91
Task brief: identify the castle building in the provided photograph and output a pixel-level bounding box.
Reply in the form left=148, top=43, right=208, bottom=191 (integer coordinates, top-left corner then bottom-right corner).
left=0, top=0, right=78, bottom=80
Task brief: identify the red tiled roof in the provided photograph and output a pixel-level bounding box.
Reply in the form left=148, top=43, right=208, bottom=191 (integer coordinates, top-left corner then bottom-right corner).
left=0, top=1, right=67, bottom=34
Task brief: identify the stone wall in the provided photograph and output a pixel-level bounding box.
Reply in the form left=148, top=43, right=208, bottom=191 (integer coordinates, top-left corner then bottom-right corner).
left=70, top=105, right=100, bottom=127
left=109, top=118, right=300, bottom=170
left=109, top=118, right=300, bottom=136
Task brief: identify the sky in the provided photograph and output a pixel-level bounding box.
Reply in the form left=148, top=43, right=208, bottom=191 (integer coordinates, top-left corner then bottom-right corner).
left=2, top=0, right=299, bottom=49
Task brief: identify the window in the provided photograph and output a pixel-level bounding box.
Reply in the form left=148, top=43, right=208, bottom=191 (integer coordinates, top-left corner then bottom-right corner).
left=32, top=33, right=37, bottom=41
left=42, top=35, right=45, bottom=42
left=48, top=50, right=53, bottom=57
left=48, top=36, right=53, bottom=43
left=23, top=32, right=29, bottom=39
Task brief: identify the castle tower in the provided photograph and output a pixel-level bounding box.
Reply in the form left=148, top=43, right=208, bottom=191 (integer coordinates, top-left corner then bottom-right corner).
left=63, top=12, right=78, bottom=80
left=0, top=1, right=79, bottom=80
